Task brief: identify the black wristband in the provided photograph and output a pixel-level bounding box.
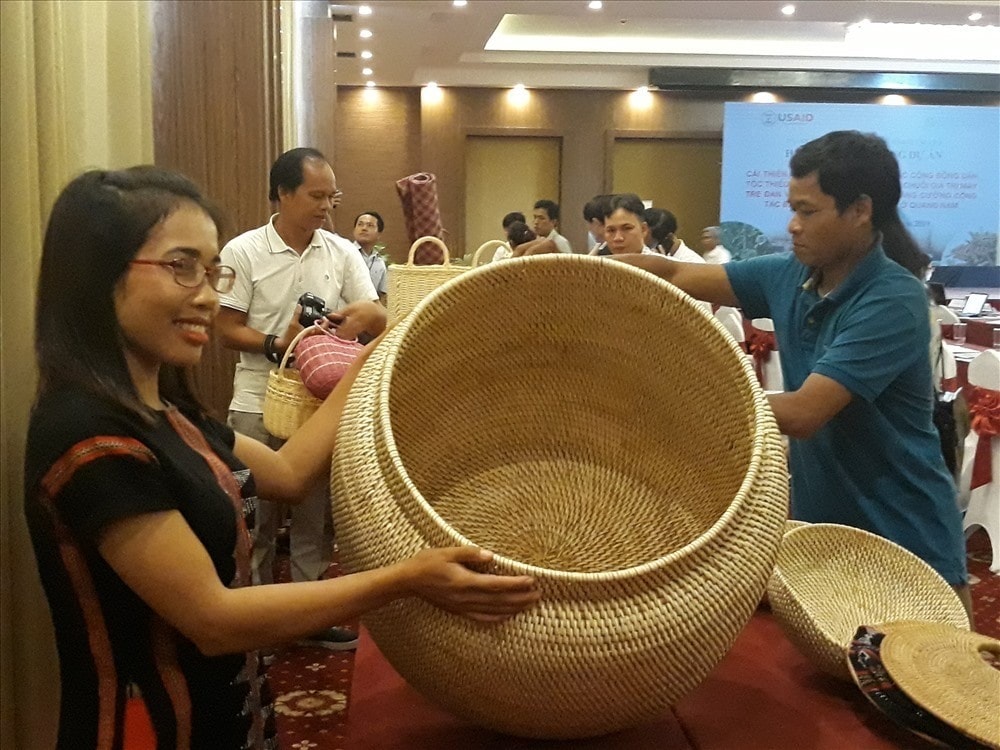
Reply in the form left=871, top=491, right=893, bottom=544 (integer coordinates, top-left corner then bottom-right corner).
left=263, top=334, right=280, bottom=363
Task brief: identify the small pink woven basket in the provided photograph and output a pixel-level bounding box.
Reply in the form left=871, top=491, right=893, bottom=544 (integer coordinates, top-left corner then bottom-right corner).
left=294, top=322, right=365, bottom=399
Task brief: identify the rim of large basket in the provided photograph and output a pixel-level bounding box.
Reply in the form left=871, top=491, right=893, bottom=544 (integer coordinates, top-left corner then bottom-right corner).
left=379, top=254, right=776, bottom=582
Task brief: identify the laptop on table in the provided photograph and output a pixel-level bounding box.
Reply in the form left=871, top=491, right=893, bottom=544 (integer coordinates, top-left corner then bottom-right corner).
left=959, top=293, right=989, bottom=317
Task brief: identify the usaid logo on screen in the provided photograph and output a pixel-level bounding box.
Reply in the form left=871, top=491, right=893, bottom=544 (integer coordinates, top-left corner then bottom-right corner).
left=762, top=111, right=815, bottom=125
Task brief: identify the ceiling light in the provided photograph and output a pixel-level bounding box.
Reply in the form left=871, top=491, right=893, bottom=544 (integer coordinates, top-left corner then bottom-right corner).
left=781, top=4, right=795, bottom=16
left=629, top=86, right=653, bottom=108
left=968, top=12, right=982, bottom=22
left=881, top=94, right=908, bottom=105
left=453, top=0, right=468, bottom=6
left=423, top=82, right=443, bottom=104
left=508, top=83, right=529, bottom=106
left=362, top=67, right=373, bottom=76
left=846, top=21, right=999, bottom=59
left=366, top=80, right=376, bottom=88
left=358, top=5, right=372, bottom=15
left=588, top=0, right=603, bottom=9
left=360, top=29, right=373, bottom=39
left=360, top=50, right=373, bottom=59
left=750, top=91, right=778, bottom=103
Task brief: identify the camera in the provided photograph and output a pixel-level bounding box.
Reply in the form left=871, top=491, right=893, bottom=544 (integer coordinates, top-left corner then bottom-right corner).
left=297, top=292, right=331, bottom=327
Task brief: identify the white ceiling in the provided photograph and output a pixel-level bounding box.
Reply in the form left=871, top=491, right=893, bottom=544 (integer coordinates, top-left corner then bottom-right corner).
left=313, top=0, right=1000, bottom=89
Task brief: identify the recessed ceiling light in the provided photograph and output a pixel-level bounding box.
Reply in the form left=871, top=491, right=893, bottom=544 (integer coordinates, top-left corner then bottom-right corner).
left=508, top=83, right=530, bottom=106
left=881, top=94, right=907, bottom=106
left=423, top=82, right=443, bottom=103
left=366, top=80, right=376, bottom=88
left=588, top=0, right=603, bottom=9
left=360, top=29, right=373, bottom=39
left=453, top=0, right=468, bottom=6
left=751, top=91, right=778, bottom=103
left=968, top=12, right=982, bottom=21
left=360, top=50, right=373, bottom=59
left=781, top=4, right=795, bottom=16
left=358, top=5, right=372, bottom=15
left=362, top=67, right=373, bottom=76
left=629, top=86, right=653, bottom=108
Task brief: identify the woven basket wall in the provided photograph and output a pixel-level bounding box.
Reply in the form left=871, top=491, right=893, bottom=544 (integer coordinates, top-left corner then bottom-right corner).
left=332, top=255, right=790, bottom=739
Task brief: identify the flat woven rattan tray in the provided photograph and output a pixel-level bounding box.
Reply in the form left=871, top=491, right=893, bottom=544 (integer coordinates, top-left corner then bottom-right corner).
left=767, top=523, right=970, bottom=680
left=332, top=255, right=790, bottom=739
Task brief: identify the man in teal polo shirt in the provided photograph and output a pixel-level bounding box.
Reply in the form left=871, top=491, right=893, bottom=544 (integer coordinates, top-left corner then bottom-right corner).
left=616, top=131, right=969, bottom=611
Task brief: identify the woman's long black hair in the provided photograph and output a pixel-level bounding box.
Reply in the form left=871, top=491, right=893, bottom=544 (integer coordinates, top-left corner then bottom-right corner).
left=35, top=167, right=224, bottom=418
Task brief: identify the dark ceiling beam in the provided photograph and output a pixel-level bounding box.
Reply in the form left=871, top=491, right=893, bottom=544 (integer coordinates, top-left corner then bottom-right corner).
left=648, top=68, right=1000, bottom=94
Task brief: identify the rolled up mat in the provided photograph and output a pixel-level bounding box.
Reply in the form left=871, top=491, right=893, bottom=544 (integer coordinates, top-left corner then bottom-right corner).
left=395, top=172, right=444, bottom=264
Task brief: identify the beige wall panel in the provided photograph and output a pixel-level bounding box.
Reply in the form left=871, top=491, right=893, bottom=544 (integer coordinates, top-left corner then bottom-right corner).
left=465, top=136, right=561, bottom=256
left=333, top=87, right=421, bottom=263
left=151, top=0, right=280, bottom=419
left=613, top=139, right=723, bottom=248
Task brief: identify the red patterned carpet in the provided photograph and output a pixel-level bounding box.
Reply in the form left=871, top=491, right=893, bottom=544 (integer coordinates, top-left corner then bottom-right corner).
left=124, top=532, right=999, bottom=749
left=265, top=554, right=355, bottom=750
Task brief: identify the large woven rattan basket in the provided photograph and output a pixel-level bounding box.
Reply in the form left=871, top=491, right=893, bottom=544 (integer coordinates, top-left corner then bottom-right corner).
left=332, top=255, right=790, bottom=739
left=766, top=523, right=970, bottom=680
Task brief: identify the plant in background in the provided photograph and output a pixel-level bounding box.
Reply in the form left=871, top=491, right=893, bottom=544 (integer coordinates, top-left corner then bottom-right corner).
left=947, top=232, right=999, bottom=267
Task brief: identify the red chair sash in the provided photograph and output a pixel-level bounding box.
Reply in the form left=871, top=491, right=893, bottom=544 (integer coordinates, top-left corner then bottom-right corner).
left=966, top=385, right=1000, bottom=490
left=747, top=329, right=777, bottom=385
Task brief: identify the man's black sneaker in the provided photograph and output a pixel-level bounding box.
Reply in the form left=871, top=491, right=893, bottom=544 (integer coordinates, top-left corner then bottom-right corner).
left=300, top=626, right=359, bottom=651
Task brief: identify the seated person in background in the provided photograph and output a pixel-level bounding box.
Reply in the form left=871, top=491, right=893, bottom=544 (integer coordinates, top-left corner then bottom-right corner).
left=509, top=221, right=558, bottom=257
left=644, top=208, right=702, bottom=262
left=25, top=167, right=542, bottom=749
left=583, top=194, right=613, bottom=254
left=594, top=193, right=658, bottom=257
left=492, top=211, right=526, bottom=262
left=699, top=226, right=732, bottom=263
left=352, top=210, right=387, bottom=304
left=614, top=130, right=971, bottom=619
left=646, top=208, right=711, bottom=314
left=532, top=199, right=574, bottom=253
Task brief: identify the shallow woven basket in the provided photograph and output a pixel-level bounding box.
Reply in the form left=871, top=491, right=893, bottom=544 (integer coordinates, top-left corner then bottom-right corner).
left=332, top=255, right=790, bottom=739
left=766, top=523, right=970, bottom=680
left=262, top=327, right=321, bottom=439
left=386, top=235, right=466, bottom=325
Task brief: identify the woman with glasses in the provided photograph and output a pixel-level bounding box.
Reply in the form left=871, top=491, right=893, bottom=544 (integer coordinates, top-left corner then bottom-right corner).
left=25, top=167, right=540, bottom=749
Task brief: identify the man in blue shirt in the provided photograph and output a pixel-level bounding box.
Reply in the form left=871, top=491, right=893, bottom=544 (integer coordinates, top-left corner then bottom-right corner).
left=617, top=131, right=969, bottom=612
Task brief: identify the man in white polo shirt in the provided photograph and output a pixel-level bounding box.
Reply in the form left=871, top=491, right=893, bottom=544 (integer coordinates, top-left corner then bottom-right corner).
left=532, top=199, right=574, bottom=254
left=217, top=147, right=385, bottom=650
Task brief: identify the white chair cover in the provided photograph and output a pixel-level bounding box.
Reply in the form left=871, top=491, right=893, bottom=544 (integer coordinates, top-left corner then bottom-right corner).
left=957, top=349, right=1000, bottom=572
left=934, top=304, right=961, bottom=326
left=715, top=306, right=745, bottom=346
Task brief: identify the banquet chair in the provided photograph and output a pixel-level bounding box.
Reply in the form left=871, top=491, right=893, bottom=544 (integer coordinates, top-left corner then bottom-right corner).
left=957, top=349, right=1000, bottom=572
left=715, top=306, right=746, bottom=348
left=748, top=318, right=783, bottom=391
left=939, top=342, right=959, bottom=393
left=934, top=304, right=961, bottom=326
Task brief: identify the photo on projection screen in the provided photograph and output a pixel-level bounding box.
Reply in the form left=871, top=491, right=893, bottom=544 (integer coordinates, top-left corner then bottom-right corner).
left=720, top=102, right=1000, bottom=267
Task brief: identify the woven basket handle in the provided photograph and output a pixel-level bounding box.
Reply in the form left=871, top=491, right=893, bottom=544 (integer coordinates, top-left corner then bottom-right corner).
left=407, top=235, right=450, bottom=266
left=307, top=317, right=360, bottom=343
left=276, top=325, right=316, bottom=375
left=472, top=239, right=510, bottom=267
